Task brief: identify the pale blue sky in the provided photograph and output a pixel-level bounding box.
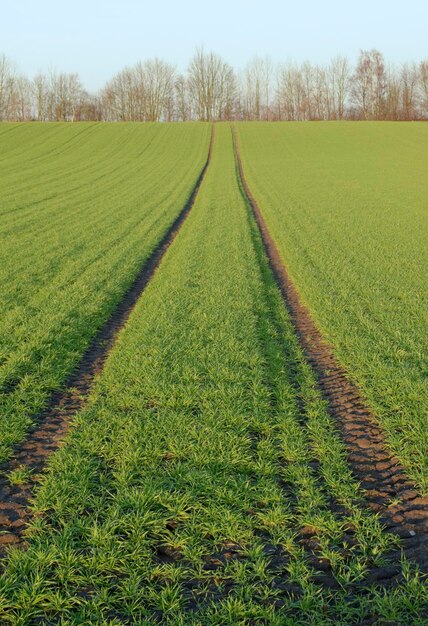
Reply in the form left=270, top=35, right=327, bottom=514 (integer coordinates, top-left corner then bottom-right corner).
left=2, top=0, right=427, bottom=90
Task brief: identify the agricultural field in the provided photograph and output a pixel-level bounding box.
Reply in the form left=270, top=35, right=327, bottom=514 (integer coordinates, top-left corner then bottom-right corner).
left=0, top=122, right=211, bottom=464
left=236, top=122, right=428, bottom=493
left=0, top=122, right=427, bottom=624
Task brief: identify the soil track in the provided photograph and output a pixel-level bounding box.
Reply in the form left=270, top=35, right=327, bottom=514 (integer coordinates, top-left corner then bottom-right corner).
left=232, top=126, right=428, bottom=572
left=0, top=126, right=214, bottom=554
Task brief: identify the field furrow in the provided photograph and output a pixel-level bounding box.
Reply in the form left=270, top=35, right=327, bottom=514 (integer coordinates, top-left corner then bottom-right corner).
left=0, top=124, right=426, bottom=625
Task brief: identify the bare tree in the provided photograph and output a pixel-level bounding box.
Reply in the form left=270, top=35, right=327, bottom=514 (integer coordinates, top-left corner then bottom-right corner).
left=101, top=60, right=175, bottom=122
left=2, top=48, right=428, bottom=123
left=10, top=75, right=32, bottom=120
left=143, top=58, right=176, bottom=121
left=385, top=66, right=401, bottom=121
left=329, top=56, right=350, bottom=120
left=419, top=61, right=428, bottom=118
left=241, top=60, right=261, bottom=120
left=276, top=63, right=306, bottom=120
left=33, top=73, right=48, bottom=121
left=351, top=50, right=387, bottom=119
left=0, top=54, right=16, bottom=120
left=67, top=73, right=84, bottom=122
left=399, top=63, right=419, bottom=120
left=241, top=56, right=274, bottom=121
left=300, top=62, right=315, bottom=120
left=175, top=74, right=190, bottom=121
left=102, top=67, right=136, bottom=121
left=188, top=49, right=236, bottom=121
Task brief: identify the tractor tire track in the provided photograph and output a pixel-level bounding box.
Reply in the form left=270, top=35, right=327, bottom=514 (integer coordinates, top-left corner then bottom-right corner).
left=232, top=126, right=428, bottom=571
left=0, top=126, right=214, bottom=554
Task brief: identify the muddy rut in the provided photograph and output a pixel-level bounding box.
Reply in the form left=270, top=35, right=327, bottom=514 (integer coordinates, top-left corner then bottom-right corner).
left=0, top=126, right=215, bottom=554
left=232, top=126, right=428, bottom=572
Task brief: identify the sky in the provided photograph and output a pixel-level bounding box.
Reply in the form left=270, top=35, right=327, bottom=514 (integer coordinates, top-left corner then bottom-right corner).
left=1, top=0, right=427, bottom=91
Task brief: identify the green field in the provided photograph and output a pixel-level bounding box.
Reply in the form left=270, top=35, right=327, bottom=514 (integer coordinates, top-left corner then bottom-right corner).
left=0, top=122, right=210, bottom=463
left=237, top=122, right=428, bottom=491
left=0, top=122, right=427, bottom=624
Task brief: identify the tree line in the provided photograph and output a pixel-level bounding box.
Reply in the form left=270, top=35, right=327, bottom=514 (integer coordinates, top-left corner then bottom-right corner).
left=1, top=49, right=428, bottom=122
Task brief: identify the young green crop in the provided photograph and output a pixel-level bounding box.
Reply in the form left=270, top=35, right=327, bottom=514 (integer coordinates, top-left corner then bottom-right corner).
left=0, top=122, right=211, bottom=464
left=0, top=124, right=425, bottom=624
left=236, top=121, right=428, bottom=493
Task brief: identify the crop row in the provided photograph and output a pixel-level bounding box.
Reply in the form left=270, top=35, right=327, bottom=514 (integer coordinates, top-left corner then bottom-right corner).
left=0, top=122, right=211, bottom=464
left=236, top=121, right=428, bottom=492
left=0, top=125, right=426, bottom=624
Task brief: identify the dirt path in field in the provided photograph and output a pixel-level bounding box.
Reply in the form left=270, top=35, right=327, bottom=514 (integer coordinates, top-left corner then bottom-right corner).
left=0, top=126, right=215, bottom=555
left=232, top=126, right=428, bottom=573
